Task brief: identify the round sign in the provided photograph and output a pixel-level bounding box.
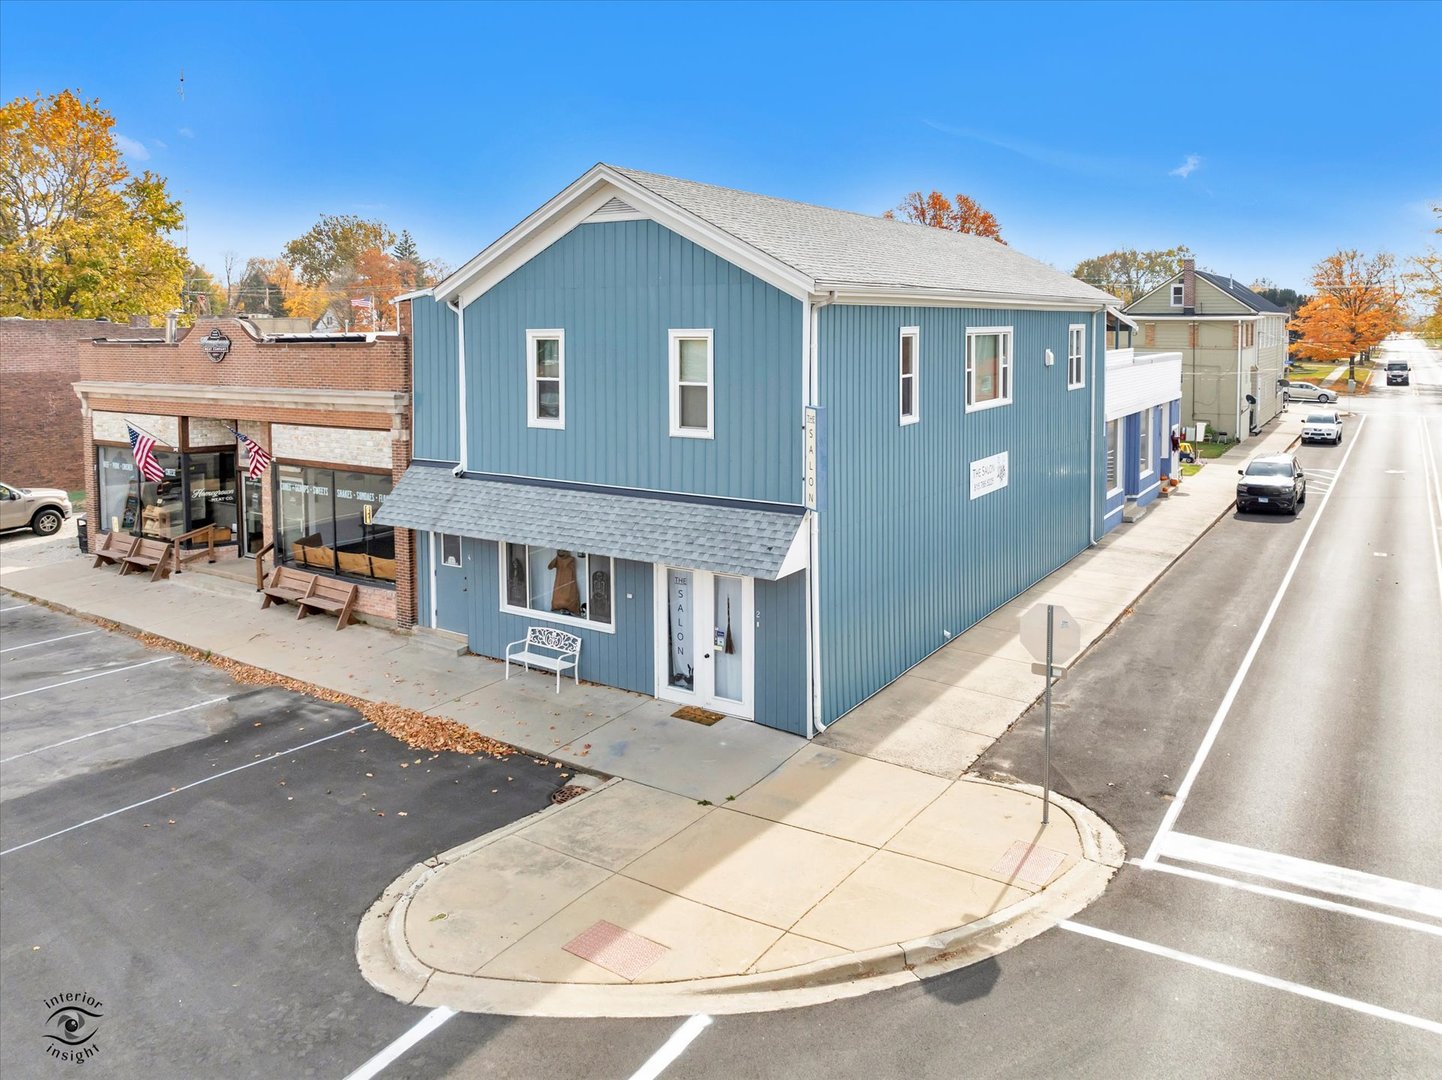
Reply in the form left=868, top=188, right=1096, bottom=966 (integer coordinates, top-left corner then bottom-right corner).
left=201, top=328, right=231, bottom=363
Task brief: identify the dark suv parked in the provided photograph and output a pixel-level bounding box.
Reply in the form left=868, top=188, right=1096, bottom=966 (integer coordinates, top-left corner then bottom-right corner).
left=1386, top=361, right=1410, bottom=386
left=1237, top=454, right=1307, bottom=516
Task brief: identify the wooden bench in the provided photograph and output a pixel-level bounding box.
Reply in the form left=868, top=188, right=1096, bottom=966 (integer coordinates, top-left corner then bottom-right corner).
left=505, top=626, right=582, bottom=693
left=119, top=537, right=174, bottom=581
left=260, top=565, right=316, bottom=610
left=92, top=531, right=138, bottom=569
left=296, top=575, right=360, bottom=631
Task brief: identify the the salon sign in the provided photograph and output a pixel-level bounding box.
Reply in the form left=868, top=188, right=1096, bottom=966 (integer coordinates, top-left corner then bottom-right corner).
left=969, top=451, right=1009, bottom=500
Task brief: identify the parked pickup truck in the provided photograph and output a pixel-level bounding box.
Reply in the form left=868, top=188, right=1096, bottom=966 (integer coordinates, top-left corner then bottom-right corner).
left=1386, top=361, right=1411, bottom=386
left=1300, top=410, right=1343, bottom=445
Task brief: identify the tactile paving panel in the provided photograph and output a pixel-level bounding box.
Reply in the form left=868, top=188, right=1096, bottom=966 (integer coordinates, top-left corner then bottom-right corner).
left=562, top=920, right=670, bottom=980
left=991, top=841, right=1068, bottom=886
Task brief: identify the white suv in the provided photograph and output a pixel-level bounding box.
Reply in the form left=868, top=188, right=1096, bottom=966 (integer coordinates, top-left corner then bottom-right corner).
left=1300, top=410, right=1343, bottom=445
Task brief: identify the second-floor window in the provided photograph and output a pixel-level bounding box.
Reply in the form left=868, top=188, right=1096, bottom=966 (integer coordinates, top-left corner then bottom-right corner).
left=899, top=326, right=919, bottom=425
left=1170, top=283, right=1185, bottom=307
left=527, top=329, right=565, bottom=429
left=966, top=327, right=1013, bottom=411
left=669, top=329, right=714, bottom=439
left=1068, top=324, right=1086, bottom=389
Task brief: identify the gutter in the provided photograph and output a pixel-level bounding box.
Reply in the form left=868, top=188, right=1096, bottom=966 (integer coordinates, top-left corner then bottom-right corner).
left=449, top=299, right=468, bottom=476
left=806, top=290, right=837, bottom=738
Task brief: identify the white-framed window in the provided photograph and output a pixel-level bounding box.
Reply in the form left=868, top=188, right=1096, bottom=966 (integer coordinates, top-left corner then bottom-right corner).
left=1067, top=324, right=1086, bottom=390
left=1138, top=409, right=1153, bottom=478
left=440, top=533, right=462, bottom=567
left=500, top=542, right=615, bottom=633
left=1170, top=283, right=1185, bottom=307
left=899, top=326, right=919, bottom=425
left=1106, top=419, right=1122, bottom=494
left=526, top=329, right=565, bottom=429
left=668, top=329, right=714, bottom=439
left=965, top=327, right=1013, bottom=411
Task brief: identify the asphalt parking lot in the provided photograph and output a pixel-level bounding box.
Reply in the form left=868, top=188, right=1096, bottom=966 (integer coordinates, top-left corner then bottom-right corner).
left=0, top=597, right=563, bottom=1078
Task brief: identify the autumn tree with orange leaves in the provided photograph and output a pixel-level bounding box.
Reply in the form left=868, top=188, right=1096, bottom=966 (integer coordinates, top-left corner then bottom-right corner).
left=1288, top=250, right=1403, bottom=381
left=885, top=191, right=1006, bottom=243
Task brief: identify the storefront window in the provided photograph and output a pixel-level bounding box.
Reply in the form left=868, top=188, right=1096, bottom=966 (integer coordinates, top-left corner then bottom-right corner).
left=276, top=464, right=394, bottom=583
left=97, top=446, right=139, bottom=533
left=97, top=445, right=239, bottom=542
left=503, top=543, right=612, bottom=627
left=184, top=452, right=238, bottom=541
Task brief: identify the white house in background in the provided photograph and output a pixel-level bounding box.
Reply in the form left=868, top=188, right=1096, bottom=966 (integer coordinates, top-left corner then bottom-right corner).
left=1102, top=308, right=1183, bottom=533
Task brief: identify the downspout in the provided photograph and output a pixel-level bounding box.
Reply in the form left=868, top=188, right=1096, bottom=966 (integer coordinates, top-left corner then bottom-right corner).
left=1090, top=306, right=1102, bottom=543
left=448, top=299, right=468, bottom=476
left=1236, top=318, right=1243, bottom=442
left=806, top=290, right=836, bottom=737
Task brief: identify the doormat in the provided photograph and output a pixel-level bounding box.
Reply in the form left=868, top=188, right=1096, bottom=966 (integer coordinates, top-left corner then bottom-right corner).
left=671, top=705, right=724, bottom=726
left=991, top=841, right=1068, bottom=887
left=562, top=920, right=669, bottom=980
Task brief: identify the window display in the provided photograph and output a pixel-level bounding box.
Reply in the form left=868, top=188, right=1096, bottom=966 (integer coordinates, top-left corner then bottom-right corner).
left=276, top=464, right=394, bottom=582
left=503, top=543, right=612, bottom=626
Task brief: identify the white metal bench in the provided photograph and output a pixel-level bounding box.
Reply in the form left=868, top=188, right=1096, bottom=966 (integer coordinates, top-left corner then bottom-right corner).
left=505, top=626, right=582, bottom=693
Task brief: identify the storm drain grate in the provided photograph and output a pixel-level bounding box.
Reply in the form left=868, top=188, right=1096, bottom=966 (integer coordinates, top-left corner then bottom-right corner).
left=992, top=841, right=1068, bottom=887
left=562, top=920, right=669, bottom=980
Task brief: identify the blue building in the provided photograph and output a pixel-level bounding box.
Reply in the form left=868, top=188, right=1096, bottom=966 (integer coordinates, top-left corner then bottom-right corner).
left=379, top=165, right=1118, bottom=737
left=1101, top=310, right=1184, bottom=532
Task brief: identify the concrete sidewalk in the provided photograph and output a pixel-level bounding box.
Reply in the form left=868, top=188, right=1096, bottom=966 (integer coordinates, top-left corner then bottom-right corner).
left=0, top=412, right=1298, bottom=1017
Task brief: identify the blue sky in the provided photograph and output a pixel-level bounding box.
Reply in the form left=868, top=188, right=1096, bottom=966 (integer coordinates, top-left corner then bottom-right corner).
left=3, top=0, right=1439, bottom=291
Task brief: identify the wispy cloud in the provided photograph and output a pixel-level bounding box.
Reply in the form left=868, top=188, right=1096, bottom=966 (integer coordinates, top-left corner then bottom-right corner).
left=151, top=139, right=168, bottom=151
left=114, top=133, right=150, bottom=161
left=178, top=127, right=195, bottom=139
left=1170, top=154, right=1202, bottom=179
left=922, top=119, right=1123, bottom=177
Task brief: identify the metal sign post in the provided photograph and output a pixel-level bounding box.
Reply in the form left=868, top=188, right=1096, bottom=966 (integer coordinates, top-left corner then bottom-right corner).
left=1043, top=605, right=1053, bottom=824
left=1020, top=601, right=1079, bottom=826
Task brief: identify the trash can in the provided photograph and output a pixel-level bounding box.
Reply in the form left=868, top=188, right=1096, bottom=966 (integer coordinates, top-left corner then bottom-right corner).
left=76, top=515, right=89, bottom=555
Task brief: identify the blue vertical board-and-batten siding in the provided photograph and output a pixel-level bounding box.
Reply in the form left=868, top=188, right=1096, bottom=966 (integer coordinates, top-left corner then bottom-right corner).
left=754, top=573, right=809, bottom=735
left=410, top=296, right=460, bottom=462
left=817, top=304, right=1103, bottom=725
left=462, top=219, right=803, bottom=505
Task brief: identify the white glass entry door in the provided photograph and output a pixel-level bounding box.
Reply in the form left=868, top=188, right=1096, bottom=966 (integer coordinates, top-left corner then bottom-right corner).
left=655, top=566, right=754, bottom=719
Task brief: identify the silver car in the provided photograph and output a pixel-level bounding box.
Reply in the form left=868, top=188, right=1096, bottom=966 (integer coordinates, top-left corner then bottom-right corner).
left=0, top=482, right=73, bottom=536
left=1282, top=381, right=1336, bottom=405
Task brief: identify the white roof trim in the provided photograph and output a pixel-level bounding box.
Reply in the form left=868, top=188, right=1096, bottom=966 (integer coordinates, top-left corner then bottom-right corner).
left=824, top=285, right=1114, bottom=311
left=391, top=288, right=434, bottom=303
left=433, top=164, right=816, bottom=306
left=1107, top=305, right=1139, bottom=330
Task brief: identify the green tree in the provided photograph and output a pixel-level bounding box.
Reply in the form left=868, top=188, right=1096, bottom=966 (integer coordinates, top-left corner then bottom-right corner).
left=183, top=261, right=222, bottom=317
left=1249, top=281, right=1310, bottom=313
left=0, top=89, right=187, bottom=318
left=283, top=214, right=395, bottom=285
left=1072, top=247, right=1193, bottom=305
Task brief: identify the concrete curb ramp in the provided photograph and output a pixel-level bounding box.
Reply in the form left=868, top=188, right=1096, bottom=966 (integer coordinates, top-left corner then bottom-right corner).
left=356, top=775, right=1124, bottom=1018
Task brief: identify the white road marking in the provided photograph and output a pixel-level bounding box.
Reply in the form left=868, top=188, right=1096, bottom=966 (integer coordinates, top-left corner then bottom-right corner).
left=1059, top=920, right=1442, bottom=1036
left=0, top=629, right=99, bottom=654
left=0, top=656, right=171, bottom=701
left=0, top=697, right=230, bottom=763
left=1141, top=414, right=1368, bottom=865
left=1418, top=414, right=1442, bottom=614
left=0, top=603, right=32, bottom=613
left=342, top=1007, right=456, bottom=1080
left=0, top=721, right=371, bottom=856
left=1135, top=854, right=1442, bottom=930
left=628, top=1014, right=714, bottom=1080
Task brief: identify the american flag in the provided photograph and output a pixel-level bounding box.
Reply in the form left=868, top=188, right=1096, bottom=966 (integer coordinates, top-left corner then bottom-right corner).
left=126, top=422, right=167, bottom=482
left=227, top=427, right=272, bottom=478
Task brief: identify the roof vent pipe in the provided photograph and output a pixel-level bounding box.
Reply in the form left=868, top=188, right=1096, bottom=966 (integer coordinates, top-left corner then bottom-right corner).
left=164, top=310, right=180, bottom=344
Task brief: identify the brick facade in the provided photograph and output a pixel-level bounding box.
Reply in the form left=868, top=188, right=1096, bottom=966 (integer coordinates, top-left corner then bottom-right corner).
left=77, top=317, right=417, bottom=626
left=0, top=319, right=154, bottom=491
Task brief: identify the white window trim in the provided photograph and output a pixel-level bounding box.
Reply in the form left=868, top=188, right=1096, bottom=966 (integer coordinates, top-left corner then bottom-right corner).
left=1106, top=419, right=1124, bottom=497
left=668, top=328, right=715, bottom=439
left=899, top=325, right=920, bottom=426
left=525, top=329, right=565, bottom=430
left=965, top=326, right=1014, bottom=413
left=1138, top=409, right=1154, bottom=479
left=1067, top=323, right=1086, bottom=390
left=1170, top=283, right=1185, bottom=308
left=496, top=543, right=617, bottom=635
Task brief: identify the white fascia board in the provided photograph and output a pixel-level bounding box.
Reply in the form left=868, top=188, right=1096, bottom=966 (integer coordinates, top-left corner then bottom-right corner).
left=776, top=514, right=811, bottom=579
left=1107, top=305, right=1139, bottom=330
left=1139, top=313, right=1263, bottom=321
left=436, top=165, right=815, bottom=306
left=824, top=286, right=1116, bottom=311
left=392, top=288, right=434, bottom=303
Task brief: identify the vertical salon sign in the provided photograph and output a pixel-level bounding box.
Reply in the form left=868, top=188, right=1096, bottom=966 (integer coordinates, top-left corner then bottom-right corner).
left=668, top=569, right=694, bottom=689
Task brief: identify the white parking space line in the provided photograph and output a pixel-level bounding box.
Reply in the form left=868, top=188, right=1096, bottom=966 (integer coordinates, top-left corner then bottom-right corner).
left=1158, top=833, right=1442, bottom=918
left=0, top=697, right=231, bottom=764
left=1141, top=415, right=1368, bottom=865
left=0, top=602, right=32, bottom=613
left=342, top=1007, right=456, bottom=1080
left=0, top=721, right=372, bottom=857
left=0, top=656, right=172, bottom=702
left=1132, top=858, right=1442, bottom=936
left=628, top=1014, right=714, bottom=1080
left=0, top=629, right=99, bottom=654
left=1059, top=920, right=1442, bottom=1036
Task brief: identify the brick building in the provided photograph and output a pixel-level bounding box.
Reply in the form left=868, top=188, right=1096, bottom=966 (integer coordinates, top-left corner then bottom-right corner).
left=75, top=314, right=417, bottom=626
left=0, top=318, right=154, bottom=491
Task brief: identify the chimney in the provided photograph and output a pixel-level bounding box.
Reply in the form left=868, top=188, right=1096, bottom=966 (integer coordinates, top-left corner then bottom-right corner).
left=1182, top=258, right=1196, bottom=311
left=164, top=310, right=180, bottom=344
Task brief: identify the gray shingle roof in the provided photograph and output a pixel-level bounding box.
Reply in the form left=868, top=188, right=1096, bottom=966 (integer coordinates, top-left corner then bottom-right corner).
left=610, top=166, right=1116, bottom=305
left=1194, top=270, right=1289, bottom=314
left=377, top=466, right=806, bottom=580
